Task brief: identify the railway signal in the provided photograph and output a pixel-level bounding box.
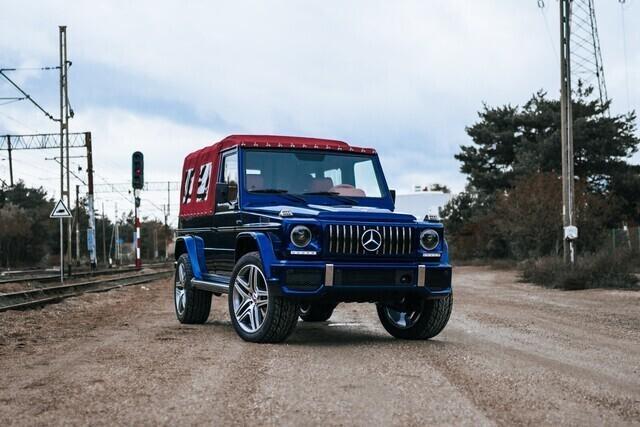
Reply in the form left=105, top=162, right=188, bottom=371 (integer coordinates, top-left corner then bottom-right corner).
left=132, top=151, right=144, bottom=190
left=132, top=151, right=144, bottom=269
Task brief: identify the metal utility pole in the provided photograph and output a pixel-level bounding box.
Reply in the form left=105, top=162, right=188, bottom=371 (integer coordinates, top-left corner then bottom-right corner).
left=85, top=132, right=97, bottom=269
left=102, top=202, right=107, bottom=267
left=62, top=27, right=73, bottom=276
left=114, top=203, right=120, bottom=265
left=75, top=184, right=80, bottom=265
left=560, top=0, right=577, bottom=264
left=6, top=136, right=13, bottom=186
left=59, top=26, right=67, bottom=276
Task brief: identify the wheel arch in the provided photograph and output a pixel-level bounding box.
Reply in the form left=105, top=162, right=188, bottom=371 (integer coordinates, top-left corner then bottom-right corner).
left=174, top=235, right=207, bottom=279
left=235, top=232, right=277, bottom=279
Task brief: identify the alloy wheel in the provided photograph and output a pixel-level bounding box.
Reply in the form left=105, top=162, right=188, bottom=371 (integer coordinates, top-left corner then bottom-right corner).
left=175, top=263, right=186, bottom=316
left=232, top=264, right=269, bottom=333
left=382, top=304, right=422, bottom=329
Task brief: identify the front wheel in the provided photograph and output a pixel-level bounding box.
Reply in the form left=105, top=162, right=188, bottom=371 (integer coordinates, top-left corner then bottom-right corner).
left=376, top=294, right=452, bottom=340
left=298, top=303, right=336, bottom=322
left=228, top=252, right=299, bottom=343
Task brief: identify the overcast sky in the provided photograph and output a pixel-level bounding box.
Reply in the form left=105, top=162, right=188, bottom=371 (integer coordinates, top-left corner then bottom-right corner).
left=1, top=1, right=638, bottom=225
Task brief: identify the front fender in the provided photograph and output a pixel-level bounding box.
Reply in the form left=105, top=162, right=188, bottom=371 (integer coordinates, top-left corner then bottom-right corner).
left=174, top=235, right=207, bottom=279
left=236, top=232, right=277, bottom=279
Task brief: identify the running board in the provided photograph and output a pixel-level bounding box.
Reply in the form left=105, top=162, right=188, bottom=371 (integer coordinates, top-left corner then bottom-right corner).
left=191, top=274, right=230, bottom=294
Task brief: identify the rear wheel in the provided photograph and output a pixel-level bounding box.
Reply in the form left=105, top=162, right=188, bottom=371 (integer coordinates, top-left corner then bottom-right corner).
left=298, top=303, right=336, bottom=322
left=174, top=253, right=212, bottom=324
left=228, top=252, right=299, bottom=343
left=376, top=294, right=452, bottom=340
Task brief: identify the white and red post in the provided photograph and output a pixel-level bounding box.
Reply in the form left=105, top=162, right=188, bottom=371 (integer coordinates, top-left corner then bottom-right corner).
left=134, top=189, right=142, bottom=270
left=135, top=214, right=141, bottom=270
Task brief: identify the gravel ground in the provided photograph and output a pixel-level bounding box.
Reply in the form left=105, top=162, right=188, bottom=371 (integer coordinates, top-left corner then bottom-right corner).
left=0, top=266, right=638, bottom=426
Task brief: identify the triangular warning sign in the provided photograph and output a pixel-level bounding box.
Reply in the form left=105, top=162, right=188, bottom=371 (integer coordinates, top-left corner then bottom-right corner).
left=50, top=199, right=72, bottom=218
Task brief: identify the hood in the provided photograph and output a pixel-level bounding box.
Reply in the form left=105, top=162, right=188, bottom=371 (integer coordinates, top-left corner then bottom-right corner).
left=247, top=204, right=418, bottom=223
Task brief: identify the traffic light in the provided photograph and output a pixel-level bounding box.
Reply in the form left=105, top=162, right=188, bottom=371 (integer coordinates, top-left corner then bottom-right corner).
left=132, top=151, right=144, bottom=190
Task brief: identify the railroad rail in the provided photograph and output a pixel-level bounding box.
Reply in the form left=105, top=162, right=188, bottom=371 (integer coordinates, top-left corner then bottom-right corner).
left=0, top=262, right=172, bottom=285
left=0, top=270, right=172, bottom=312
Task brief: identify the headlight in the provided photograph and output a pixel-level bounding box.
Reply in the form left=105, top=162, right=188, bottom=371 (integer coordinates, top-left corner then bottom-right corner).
left=290, top=225, right=312, bottom=247
left=420, top=229, right=439, bottom=251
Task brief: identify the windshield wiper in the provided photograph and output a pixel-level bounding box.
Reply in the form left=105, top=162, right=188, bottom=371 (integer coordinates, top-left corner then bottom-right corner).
left=302, top=191, right=358, bottom=205
left=250, top=188, right=306, bottom=203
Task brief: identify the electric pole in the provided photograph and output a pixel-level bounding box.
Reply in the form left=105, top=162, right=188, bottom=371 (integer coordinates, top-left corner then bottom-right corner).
left=75, top=184, right=80, bottom=265
left=59, top=26, right=67, bottom=276
left=560, top=0, right=577, bottom=264
left=102, top=202, right=107, bottom=267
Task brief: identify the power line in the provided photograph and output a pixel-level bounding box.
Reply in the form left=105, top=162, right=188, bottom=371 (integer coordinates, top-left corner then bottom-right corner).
left=0, top=69, right=59, bottom=122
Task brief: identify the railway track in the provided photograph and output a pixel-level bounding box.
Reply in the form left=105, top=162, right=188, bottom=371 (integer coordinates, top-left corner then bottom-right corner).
left=0, top=270, right=173, bottom=312
left=0, top=262, right=172, bottom=285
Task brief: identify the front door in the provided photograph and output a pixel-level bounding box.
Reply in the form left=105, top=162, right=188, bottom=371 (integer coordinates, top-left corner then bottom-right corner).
left=208, top=149, right=240, bottom=274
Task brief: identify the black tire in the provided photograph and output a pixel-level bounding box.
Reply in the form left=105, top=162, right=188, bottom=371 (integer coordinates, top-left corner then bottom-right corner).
left=298, top=303, right=336, bottom=322
left=376, top=294, right=452, bottom=340
left=228, top=252, right=299, bottom=343
left=174, top=253, right=212, bottom=324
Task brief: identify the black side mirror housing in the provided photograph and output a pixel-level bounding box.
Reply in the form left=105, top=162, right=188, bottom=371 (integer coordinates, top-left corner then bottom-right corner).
left=216, top=182, right=229, bottom=204
left=390, top=189, right=396, bottom=204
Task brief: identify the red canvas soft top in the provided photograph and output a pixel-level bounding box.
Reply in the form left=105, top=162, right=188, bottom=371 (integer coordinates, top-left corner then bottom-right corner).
left=179, top=135, right=376, bottom=218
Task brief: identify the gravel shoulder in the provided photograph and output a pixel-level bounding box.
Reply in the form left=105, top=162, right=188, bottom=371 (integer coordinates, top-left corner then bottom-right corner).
left=0, top=266, right=638, bottom=426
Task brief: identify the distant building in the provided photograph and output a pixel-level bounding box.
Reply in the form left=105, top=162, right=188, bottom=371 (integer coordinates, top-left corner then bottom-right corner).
left=394, top=190, right=454, bottom=220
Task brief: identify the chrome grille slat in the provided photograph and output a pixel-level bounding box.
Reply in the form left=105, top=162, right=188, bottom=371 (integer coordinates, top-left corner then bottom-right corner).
left=326, top=224, right=414, bottom=257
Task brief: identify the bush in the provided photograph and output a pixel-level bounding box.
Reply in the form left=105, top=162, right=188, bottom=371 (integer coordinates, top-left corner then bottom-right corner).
left=521, top=251, right=639, bottom=290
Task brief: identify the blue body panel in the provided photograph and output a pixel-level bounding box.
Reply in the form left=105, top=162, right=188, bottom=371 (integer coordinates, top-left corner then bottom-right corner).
left=175, top=235, right=208, bottom=280
left=175, top=145, right=452, bottom=301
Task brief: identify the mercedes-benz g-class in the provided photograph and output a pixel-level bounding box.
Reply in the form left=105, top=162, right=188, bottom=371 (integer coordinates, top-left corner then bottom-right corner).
left=174, top=135, right=452, bottom=343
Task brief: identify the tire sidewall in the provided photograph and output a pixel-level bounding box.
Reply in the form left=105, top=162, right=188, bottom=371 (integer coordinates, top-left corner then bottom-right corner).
left=228, top=252, right=275, bottom=342
left=174, top=254, right=192, bottom=322
left=377, top=295, right=452, bottom=340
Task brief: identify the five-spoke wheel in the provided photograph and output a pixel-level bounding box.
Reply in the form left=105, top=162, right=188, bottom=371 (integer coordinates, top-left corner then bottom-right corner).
left=376, top=295, right=452, bottom=340
left=173, top=254, right=212, bottom=324
left=228, top=252, right=299, bottom=343
left=232, top=264, right=269, bottom=333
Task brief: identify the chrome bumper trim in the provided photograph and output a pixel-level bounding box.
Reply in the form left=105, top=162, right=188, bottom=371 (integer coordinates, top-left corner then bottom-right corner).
left=325, top=264, right=334, bottom=287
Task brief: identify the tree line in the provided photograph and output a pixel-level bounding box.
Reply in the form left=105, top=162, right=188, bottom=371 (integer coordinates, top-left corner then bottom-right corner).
left=0, top=182, right=173, bottom=268
left=441, top=90, right=639, bottom=260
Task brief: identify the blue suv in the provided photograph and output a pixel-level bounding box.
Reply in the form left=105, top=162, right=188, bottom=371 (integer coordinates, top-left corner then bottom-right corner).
left=174, top=135, right=452, bottom=343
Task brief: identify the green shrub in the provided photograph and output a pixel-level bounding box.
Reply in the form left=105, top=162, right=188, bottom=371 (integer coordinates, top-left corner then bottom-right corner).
left=521, top=251, right=639, bottom=290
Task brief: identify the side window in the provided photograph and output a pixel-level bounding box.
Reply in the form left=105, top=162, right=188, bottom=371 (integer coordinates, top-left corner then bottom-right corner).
left=220, top=152, right=238, bottom=204
left=354, top=160, right=382, bottom=197
left=324, top=168, right=342, bottom=185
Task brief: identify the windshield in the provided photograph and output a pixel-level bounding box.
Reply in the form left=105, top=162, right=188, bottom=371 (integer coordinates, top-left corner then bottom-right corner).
left=243, top=149, right=386, bottom=198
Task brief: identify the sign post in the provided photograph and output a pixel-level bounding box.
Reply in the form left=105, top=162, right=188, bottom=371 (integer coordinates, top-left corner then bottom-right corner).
left=50, top=199, right=73, bottom=283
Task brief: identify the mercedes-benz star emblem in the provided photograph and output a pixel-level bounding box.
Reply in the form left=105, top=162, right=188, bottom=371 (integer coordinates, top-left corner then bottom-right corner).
left=361, top=229, right=382, bottom=252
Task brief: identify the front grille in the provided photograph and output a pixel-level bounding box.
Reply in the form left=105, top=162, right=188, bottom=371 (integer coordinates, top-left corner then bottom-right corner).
left=326, top=224, right=414, bottom=256
left=334, top=268, right=416, bottom=286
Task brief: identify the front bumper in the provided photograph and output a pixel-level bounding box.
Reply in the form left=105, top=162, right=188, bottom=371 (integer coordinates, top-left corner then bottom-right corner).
left=267, top=260, right=452, bottom=301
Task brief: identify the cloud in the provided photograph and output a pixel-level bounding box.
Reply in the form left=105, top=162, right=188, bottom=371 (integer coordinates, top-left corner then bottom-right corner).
left=1, top=0, right=638, bottom=218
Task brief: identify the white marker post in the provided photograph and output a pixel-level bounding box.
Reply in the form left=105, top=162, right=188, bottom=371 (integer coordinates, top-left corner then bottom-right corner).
left=50, top=199, right=73, bottom=283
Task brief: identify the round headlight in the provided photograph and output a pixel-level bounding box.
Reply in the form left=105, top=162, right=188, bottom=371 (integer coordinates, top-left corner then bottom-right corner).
left=420, top=229, right=439, bottom=251
left=290, top=225, right=312, bottom=248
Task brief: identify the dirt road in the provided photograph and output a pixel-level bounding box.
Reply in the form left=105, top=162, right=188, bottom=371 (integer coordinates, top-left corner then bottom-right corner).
left=1, top=266, right=638, bottom=426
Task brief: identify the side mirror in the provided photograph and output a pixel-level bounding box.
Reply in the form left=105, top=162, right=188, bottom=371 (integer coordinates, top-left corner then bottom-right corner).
left=390, top=189, right=396, bottom=204
left=216, top=182, right=229, bottom=204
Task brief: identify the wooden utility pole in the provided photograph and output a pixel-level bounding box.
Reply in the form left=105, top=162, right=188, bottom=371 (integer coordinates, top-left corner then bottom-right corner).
left=560, top=0, right=577, bottom=264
